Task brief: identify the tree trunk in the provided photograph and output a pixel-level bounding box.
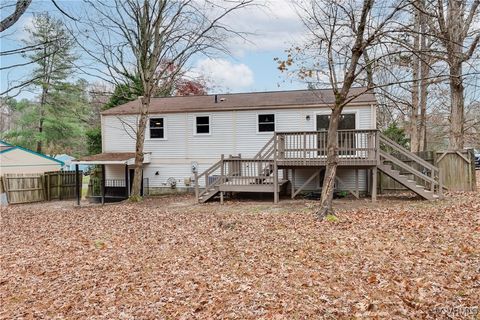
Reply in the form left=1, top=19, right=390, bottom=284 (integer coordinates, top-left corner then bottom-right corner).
left=449, top=61, right=464, bottom=150
left=419, top=61, right=429, bottom=151
left=37, top=84, right=48, bottom=153
left=131, top=96, right=149, bottom=198
left=418, top=0, right=429, bottom=152
left=316, top=106, right=342, bottom=218
left=37, top=117, right=43, bottom=153
left=419, top=80, right=428, bottom=151
left=410, top=5, right=421, bottom=153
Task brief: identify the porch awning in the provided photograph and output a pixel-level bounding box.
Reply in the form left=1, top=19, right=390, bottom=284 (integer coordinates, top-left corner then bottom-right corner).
left=73, top=152, right=151, bottom=165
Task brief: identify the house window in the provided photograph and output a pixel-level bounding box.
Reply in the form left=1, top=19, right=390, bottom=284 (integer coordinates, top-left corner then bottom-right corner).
left=149, top=118, right=165, bottom=139
left=316, top=113, right=356, bottom=155
left=195, top=116, right=210, bottom=134
left=258, top=114, right=275, bottom=132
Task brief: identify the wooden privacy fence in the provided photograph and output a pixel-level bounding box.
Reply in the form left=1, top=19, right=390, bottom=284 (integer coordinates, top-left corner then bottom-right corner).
left=1, top=171, right=80, bottom=204
left=435, top=150, right=476, bottom=191
left=380, top=149, right=477, bottom=193
left=45, top=171, right=78, bottom=200
left=1, top=173, right=46, bottom=204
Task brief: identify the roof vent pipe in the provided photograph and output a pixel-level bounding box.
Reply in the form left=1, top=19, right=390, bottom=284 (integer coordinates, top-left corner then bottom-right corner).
left=214, top=94, right=218, bottom=103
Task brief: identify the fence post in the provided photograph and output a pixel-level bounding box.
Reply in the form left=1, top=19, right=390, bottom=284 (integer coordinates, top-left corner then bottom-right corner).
left=45, top=173, right=50, bottom=201
left=40, top=175, right=46, bottom=201
left=2, top=176, right=9, bottom=203
left=57, top=173, right=61, bottom=200
left=75, top=165, right=81, bottom=206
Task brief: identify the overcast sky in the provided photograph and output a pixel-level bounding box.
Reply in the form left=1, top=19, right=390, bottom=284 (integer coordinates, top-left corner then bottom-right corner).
left=0, top=0, right=309, bottom=100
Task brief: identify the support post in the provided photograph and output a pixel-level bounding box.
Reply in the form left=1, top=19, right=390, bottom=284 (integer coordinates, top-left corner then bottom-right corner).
left=291, top=168, right=296, bottom=199
left=355, top=169, right=359, bottom=198
left=125, top=164, right=129, bottom=198
left=372, top=167, right=377, bottom=202
left=439, top=169, right=443, bottom=198
left=75, top=164, right=80, bottom=206
left=220, top=192, right=224, bottom=204
left=101, top=164, right=106, bottom=205
left=273, top=133, right=279, bottom=204
left=194, top=171, right=199, bottom=201
left=273, top=163, right=279, bottom=203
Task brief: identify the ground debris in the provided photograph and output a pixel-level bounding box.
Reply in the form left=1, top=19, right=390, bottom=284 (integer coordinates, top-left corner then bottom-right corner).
left=1, top=173, right=479, bottom=319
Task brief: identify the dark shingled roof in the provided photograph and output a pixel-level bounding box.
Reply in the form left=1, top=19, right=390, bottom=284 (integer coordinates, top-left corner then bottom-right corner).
left=77, top=153, right=136, bottom=162
left=101, top=87, right=376, bottom=116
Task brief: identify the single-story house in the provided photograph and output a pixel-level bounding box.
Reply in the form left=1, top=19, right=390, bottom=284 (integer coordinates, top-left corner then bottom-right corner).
left=74, top=87, right=443, bottom=203
left=0, top=140, right=64, bottom=175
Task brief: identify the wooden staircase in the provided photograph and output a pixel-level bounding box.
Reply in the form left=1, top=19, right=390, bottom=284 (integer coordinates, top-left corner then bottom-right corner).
left=378, top=134, right=443, bottom=200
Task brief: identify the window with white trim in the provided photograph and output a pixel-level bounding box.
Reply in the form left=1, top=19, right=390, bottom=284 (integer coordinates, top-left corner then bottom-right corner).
left=195, top=116, right=210, bottom=134
left=149, top=118, right=165, bottom=139
left=258, top=114, right=275, bottom=132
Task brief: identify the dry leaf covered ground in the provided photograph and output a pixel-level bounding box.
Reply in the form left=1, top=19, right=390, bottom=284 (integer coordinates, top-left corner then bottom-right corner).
left=1, top=172, right=479, bottom=319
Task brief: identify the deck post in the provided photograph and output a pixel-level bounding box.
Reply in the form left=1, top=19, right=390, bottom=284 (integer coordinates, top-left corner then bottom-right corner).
left=75, top=164, right=80, bottom=206
left=101, top=164, right=106, bottom=205
left=291, top=168, right=296, bottom=199
left=220, top=155, right=225, bottom=204
left=194, top=171, right=199, bottom=201
left=355, top=169, right=359, bottom=197
left=439, top=169, right=443, bottom=198
left=372, top=167, right=377, bottom=202
left=273, top=133, right=279, bottom=204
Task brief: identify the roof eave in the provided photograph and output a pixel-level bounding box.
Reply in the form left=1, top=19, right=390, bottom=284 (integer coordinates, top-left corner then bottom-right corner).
left=101, top=100, right=378, bottom=116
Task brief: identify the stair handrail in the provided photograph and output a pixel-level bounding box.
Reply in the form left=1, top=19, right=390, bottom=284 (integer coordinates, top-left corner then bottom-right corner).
left=195, top=159, right=223, bottom=200
left=380, top=150, right=438, bottom=186
left=254, top=135, right=275, bottom=160
left=379, top=134, right=439, bottom=174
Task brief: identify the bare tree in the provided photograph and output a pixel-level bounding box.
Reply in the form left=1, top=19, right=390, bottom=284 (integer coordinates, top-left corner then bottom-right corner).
left=0, top=0, right=32, bottom=32
left=279, top=0, right=408, bottom=217
left=72, top=0, right=252, bottom=198
left=0, top=0, right=77, bottom=32
left=429, top=0, right=480, bottom=149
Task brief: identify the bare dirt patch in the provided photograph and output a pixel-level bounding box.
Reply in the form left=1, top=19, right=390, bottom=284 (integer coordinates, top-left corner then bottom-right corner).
left=1, top=181, right=479, bottom=319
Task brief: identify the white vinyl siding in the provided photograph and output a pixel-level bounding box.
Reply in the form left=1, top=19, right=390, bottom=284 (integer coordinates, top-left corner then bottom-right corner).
left=102, top=105, right=374, bottom=190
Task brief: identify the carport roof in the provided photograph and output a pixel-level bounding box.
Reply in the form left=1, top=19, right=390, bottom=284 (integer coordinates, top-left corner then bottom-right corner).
left=73, top=152, right=151, bottom=165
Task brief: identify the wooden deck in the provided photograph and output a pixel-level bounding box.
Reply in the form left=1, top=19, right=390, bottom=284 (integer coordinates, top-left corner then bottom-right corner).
left=195, top=129, right=443, bottom=203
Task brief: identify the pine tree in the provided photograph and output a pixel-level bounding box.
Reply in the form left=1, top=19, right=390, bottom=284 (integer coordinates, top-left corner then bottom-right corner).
left=23, top=12, right=77, bottom=153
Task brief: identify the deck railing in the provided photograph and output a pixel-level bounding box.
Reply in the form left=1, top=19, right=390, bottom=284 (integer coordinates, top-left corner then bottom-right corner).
left=274, top=129, right=379, bottom=164
left=221, top=159, right=274, bottom=185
